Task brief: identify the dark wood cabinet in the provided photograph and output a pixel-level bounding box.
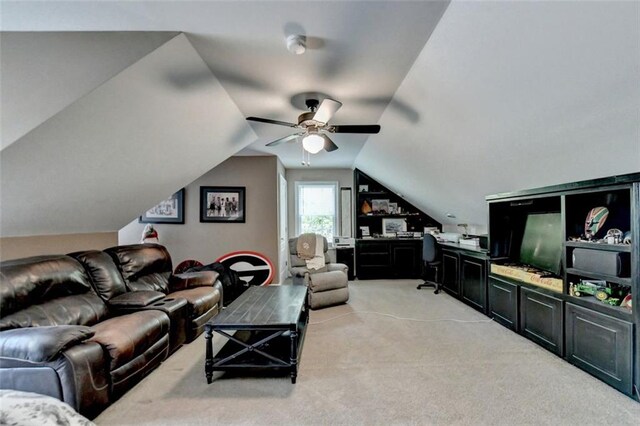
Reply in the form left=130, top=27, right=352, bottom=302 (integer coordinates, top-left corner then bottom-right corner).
left=356, top=239, right=421, bottom=279
left=336, top=248, right=355, bottom=281
left=391, top=242, right=420, bottom=278
left=460, top=255, right=487, bottom=313
left=441, top=250, right=460, bottom=296
left=487, top=173, right=639, bottom=398
left=520, top=286, right=564, bottom=356
left=488, top=276, right=519, bottom=331
left=565, top=303, right=633, bottom=395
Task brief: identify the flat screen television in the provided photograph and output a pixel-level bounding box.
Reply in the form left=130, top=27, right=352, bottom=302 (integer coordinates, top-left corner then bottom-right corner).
left=519, top=212, right=562, bottom=276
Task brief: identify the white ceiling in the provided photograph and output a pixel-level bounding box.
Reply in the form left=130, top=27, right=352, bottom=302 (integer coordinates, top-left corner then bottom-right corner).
left=1, top=0, right=450, bottom=168
left=1, top=0, right=638, bottom=237
left=355, top=0, right=640, bottom=232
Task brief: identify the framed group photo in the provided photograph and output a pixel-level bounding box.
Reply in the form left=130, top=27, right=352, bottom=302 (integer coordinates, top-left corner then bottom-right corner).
left=139, top=188, right=185, bottom=224
left=200, top=186, right=246, bottom=223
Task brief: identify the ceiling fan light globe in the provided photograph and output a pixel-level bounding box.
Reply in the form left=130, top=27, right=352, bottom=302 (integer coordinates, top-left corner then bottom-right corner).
left=286, top=35, right=306, bottom=55
left=302, top=134, right=324, bottom=154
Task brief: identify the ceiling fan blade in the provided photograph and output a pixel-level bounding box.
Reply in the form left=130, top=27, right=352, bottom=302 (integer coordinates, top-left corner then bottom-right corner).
left=321, top=134, right=339, bottom=152
left=265, top=133, right=304, bottom=147
left=247, top=117, right=298, bottom=128
left=331, top=124, right=381, bottom=134
left=312, top=98, right=343, bottom=124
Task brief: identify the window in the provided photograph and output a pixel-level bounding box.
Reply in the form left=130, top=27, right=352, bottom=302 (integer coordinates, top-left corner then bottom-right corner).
left=295, top=181, right=338, bottom=240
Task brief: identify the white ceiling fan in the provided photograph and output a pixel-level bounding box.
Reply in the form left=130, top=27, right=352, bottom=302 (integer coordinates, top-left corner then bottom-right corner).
left=246, top=98, right=381, bottom=155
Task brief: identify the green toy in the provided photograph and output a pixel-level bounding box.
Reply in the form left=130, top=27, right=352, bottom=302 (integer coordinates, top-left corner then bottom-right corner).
left=572, top=280, right=628, bottom=305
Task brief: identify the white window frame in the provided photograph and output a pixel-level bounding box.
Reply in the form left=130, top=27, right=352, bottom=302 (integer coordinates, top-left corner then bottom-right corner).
left=294, top=181, right=339, bottom=239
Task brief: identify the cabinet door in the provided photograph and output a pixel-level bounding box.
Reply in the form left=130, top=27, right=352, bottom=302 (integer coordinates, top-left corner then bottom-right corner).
left=391, top=242, right=420, bottom=278
left=460, top=256, right=487, bottom=313
left=441, top=250, right=460, bottom=296
left=356, top=241, right=390, bottom=279
left=488, top=276, right=519, bottom=331
left=520, top=287, right=564, bottom=356
left=565, top=303, right=633, bottom=395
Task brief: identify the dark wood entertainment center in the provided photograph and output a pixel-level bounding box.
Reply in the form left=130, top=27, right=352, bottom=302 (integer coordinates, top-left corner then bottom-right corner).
left=484, top=172, right=639, bottom=398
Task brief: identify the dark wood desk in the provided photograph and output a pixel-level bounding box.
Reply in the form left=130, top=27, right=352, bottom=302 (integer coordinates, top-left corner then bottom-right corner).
left=204, top=285, right=309, bottom=384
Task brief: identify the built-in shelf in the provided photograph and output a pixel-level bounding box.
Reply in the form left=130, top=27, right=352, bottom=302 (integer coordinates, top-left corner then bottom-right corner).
left=566, top=294, right=633, bottom=319
left=357, top=191, right=387, bottom=196
left=565, top=241, right=631, bottom=252
left=566, top=268, right=632, bottom=286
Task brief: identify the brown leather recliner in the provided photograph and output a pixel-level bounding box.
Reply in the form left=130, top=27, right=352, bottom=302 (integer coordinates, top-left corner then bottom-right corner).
left=104, top=244, right=223, bottom=342
left=70, top=250, right=189, bottom=352
left=0, top=255, right=170, bottom=417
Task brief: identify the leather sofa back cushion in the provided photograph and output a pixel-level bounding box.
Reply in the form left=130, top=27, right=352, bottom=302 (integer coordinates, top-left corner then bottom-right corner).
left=0, top=255, right=97, bottom=318
left=106, top=244, right=172, bottom=293
left=69, top=250, right=127, bottom=301
left=0, top=293, right=108, bottom=330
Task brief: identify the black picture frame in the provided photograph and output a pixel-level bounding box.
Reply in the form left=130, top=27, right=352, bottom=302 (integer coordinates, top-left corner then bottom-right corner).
left=200, top=186, right=246, bottom=223
left=139, top=188, right=185, bottom=224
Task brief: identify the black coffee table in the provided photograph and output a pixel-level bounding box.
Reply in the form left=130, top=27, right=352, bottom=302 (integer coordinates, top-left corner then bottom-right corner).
left=204, top=285, right=309, bottom=384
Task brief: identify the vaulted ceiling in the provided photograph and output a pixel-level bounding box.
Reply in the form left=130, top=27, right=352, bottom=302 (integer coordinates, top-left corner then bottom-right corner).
left=1, top=0, right=638, bottom=237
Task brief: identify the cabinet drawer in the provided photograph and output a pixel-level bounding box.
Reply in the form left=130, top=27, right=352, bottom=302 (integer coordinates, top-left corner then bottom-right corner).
left=565, top=303, right=633, bottom=395
left=520, top=287, right=564, bottom=356
left=488, top=276, right=519, bottom=331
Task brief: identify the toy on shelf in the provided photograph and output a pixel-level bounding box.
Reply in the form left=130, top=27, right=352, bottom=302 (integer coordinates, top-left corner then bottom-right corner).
left=584, top=206, right=609, bottom=240
left=570, top=279, right=629, bottom=306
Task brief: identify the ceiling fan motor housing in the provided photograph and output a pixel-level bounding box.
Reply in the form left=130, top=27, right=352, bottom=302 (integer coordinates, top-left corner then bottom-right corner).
left=298, top=111, right=323, bottom=128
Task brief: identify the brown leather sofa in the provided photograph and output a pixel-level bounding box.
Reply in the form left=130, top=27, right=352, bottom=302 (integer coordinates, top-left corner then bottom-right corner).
left=0, top=255, right=170, bottom=418
left=103, top=244, right=223, bottom=342
left=0, top=244, right=224, bottom=419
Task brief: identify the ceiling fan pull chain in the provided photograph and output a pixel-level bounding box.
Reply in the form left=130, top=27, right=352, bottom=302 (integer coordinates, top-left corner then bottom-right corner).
left=301, top=142, right=306, bottom=166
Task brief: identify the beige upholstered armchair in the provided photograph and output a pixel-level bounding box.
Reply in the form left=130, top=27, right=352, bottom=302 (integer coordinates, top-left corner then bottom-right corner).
left=288, top=235, right=349, bottom=309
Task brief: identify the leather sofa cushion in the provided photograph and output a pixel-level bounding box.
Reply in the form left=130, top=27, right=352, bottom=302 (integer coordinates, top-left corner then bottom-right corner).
left=90, top=310, right=169, bottom=371
left=109, top=291, right=165, bottom=308
left=0, top=325, right=94, bottom=362
left=169, top=271, right=219, bottom=291
left=69, top=250, right=128, bottom=301
left=0, top=255, right=94, bottom=317
left=0, top=293, right=108, bottom=331
left=168, top=287, right=220, bottom=318
left=106, top=244, right=172, bottom=293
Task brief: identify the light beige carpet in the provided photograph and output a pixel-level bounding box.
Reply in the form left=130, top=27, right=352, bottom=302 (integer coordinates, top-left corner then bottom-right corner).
left=95, top=280, right=640, bottom=425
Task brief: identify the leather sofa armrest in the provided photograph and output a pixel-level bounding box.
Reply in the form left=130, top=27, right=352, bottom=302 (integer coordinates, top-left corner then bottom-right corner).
left=0, top=326, right=94, bottom=362
left=109, top=291, right=165, bottom=308
left=169, top=271, right=219, bottom=291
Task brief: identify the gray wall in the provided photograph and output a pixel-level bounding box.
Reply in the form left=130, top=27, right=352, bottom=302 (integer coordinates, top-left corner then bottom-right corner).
left=285, top=168, right=354, bottom=239
left=120, top=156, right=280, bottom=280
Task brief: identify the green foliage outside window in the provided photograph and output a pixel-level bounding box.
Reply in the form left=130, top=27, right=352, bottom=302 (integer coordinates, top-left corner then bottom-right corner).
left=301, top=215, right=334, bottom=240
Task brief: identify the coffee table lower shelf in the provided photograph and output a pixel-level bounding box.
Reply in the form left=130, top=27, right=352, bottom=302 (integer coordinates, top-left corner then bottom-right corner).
left=206, top=325, right=307, bottom=383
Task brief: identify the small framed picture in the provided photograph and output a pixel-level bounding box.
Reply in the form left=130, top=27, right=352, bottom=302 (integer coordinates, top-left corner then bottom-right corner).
left=372, top=199, right=390, bottom=214
left=388, top=202, right=398, bottom=214
left=359, top=185, right=369, bottom=192
left=382, top=218, right=407, bottom=237
left=200, top=186, right=246, bottom=223
left=139, top=188, right=185, bottom=224
left=360, top=226, right=370, bottom=237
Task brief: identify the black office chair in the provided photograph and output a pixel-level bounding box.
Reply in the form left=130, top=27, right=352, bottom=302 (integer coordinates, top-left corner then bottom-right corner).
left=417, top=233, right=441, bottom=294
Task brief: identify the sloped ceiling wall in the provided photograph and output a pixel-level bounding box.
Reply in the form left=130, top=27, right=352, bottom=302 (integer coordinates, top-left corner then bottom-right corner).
left=0, top=33, right=256, bottom=237
left=0, top=31, right=176, bottom=149
left=355, top=1, right=640, bottom=233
